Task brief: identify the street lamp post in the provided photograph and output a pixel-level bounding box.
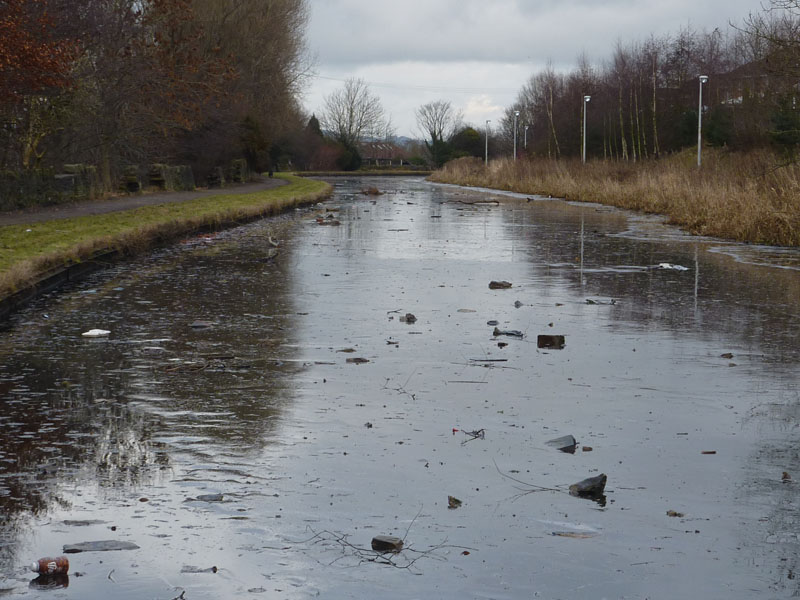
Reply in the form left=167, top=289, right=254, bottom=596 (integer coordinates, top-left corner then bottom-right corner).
left=524, top=124, right=529, bottom=150
left=485, top=120, right=491, bottom=167
left=582, top=95, right=591, bottom=164
left=513, top=110, right=520, bottom=160
left=697, top=75, right=708, bottom=168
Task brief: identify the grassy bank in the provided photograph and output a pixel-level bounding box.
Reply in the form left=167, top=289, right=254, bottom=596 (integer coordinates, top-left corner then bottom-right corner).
left=430, top=150, right=800, bottom=247
left=0, top=174, right=331, bottom=301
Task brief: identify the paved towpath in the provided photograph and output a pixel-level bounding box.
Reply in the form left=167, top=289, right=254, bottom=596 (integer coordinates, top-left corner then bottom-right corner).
left=0, top=177, right=287, bottom=227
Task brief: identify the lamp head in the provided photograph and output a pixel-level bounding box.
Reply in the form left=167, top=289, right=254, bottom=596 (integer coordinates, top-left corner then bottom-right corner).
left=699, top=75, right=708, bottom=84
left=584, top=95, right=591, bottom=102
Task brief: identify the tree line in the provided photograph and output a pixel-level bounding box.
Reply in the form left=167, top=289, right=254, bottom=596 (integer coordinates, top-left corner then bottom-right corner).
left=0, top=0, right=311, bottom=188
left=497, top=3, right=800, bottom=161
left=404, top=2, right=800, bottom=166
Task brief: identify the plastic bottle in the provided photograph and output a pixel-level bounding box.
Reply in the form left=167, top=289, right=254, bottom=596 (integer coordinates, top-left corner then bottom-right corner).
left=30, top=556, right=69, bottom=575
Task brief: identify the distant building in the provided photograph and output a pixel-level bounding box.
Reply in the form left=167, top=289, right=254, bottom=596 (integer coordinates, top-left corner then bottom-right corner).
left=357, top=141, right=409, bottom=166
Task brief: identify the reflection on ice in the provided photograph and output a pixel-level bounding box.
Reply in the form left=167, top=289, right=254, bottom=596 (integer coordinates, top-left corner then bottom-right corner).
left=709, top=243, right=800, bottom=270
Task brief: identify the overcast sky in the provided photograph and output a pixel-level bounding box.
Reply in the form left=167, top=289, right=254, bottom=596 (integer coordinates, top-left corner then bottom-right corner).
left=302, top=0, right=762, bottom=138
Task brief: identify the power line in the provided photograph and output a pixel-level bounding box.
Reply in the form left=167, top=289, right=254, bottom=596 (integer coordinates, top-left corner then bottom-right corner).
left=312, top=74, right=518, bottom=95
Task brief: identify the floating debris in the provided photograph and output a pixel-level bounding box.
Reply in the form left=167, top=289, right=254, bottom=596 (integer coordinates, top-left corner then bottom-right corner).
left=537, top=334, right=565, bottom=349
left=63, top=540, right=140, bottom=553
left=552, top=531, right=599, bottom=539
left=569, top=474, right=607, bottom=504
left=81, top=329, right=110, bottom=337
left=371, top=535, right=403, bottom=553
left=648, top=263, right=689, bottom=271
left=180, top=565, right=218, bottom=574
left=493, top=327, right=523, bottom=338
left=489, top=281, right=512, bottom=289
left=546, top=435, right=577, bottom=453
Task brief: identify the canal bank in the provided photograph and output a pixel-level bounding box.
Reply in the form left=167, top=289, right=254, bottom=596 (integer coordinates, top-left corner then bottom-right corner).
left=0, top=175, right=332, bottom=320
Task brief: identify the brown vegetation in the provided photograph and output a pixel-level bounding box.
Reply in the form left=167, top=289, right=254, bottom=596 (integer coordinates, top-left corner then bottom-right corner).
left=430, top=152, right=800, bottom=247
left=0, top=0, right=311, bottom=186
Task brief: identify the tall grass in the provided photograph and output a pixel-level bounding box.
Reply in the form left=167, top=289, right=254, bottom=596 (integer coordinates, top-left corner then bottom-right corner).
left=430, top=149, right=800, bottom=247
left=0, top=174, right=331, bottom=301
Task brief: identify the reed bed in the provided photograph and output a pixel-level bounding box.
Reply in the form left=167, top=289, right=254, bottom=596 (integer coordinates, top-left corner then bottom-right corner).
left=430, top=149, right=800, bottom=247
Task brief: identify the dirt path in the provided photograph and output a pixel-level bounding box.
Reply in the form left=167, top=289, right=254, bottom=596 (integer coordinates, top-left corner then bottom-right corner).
left=0, top=177, right=287, bottom=227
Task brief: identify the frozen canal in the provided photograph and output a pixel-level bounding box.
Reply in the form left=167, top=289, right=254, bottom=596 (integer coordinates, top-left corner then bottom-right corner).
left=1, top=176, right=799, bottom=599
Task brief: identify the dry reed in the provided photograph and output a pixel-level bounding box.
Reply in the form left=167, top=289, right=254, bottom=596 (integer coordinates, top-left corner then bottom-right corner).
left=430, top=149, right=800, bottom=247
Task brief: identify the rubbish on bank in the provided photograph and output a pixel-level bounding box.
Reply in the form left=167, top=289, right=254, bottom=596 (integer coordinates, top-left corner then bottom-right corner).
left=701, top=450, right=717, bottom=455
left=537, top=334, right=565, bottom=349
left=493, top=327, right=523, bottom=338
left=720, top=352, right=734, bottom=359
left=569, top=474, right=607, bottom=499
left=346, top=357, right=370, bottom=364
left=63, top=540, right=140, bottom=553
left=514, top=300, right=523, bottom=308
left=399, top=313, right=417, bottom=323
left=582, top=446, right=593, bottom=452
left=666, top=510, right=684, bottom=518
left=489, top=281, right=512, bottom=289
left=30, top=557, right=69, bottom=575
left=546, top=435, right=577, bottom=453
left=371, top=535, right=403, bottom=553
left=487, top=320, right=499, bottom=326
left=81, top=329, right=110, bottom=337
left=783, top=471, right=792, bottom=482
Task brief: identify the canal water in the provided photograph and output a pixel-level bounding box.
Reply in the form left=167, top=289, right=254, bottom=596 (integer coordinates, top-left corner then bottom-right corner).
left=1, top=176, right=799, bottom=599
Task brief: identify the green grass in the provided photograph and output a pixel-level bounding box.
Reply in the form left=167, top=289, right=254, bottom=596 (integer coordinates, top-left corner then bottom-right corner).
left=0, top=174, right=331, bottom=299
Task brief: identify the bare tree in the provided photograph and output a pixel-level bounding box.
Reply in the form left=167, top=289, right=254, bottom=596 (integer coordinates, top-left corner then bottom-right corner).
left=415, top=100, right=462, bottom=145
left=414, top=100, right=462, bottom=166
left=321, top=78, right=386, bottom=148
left=743, top=1, right=800, bottom=80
